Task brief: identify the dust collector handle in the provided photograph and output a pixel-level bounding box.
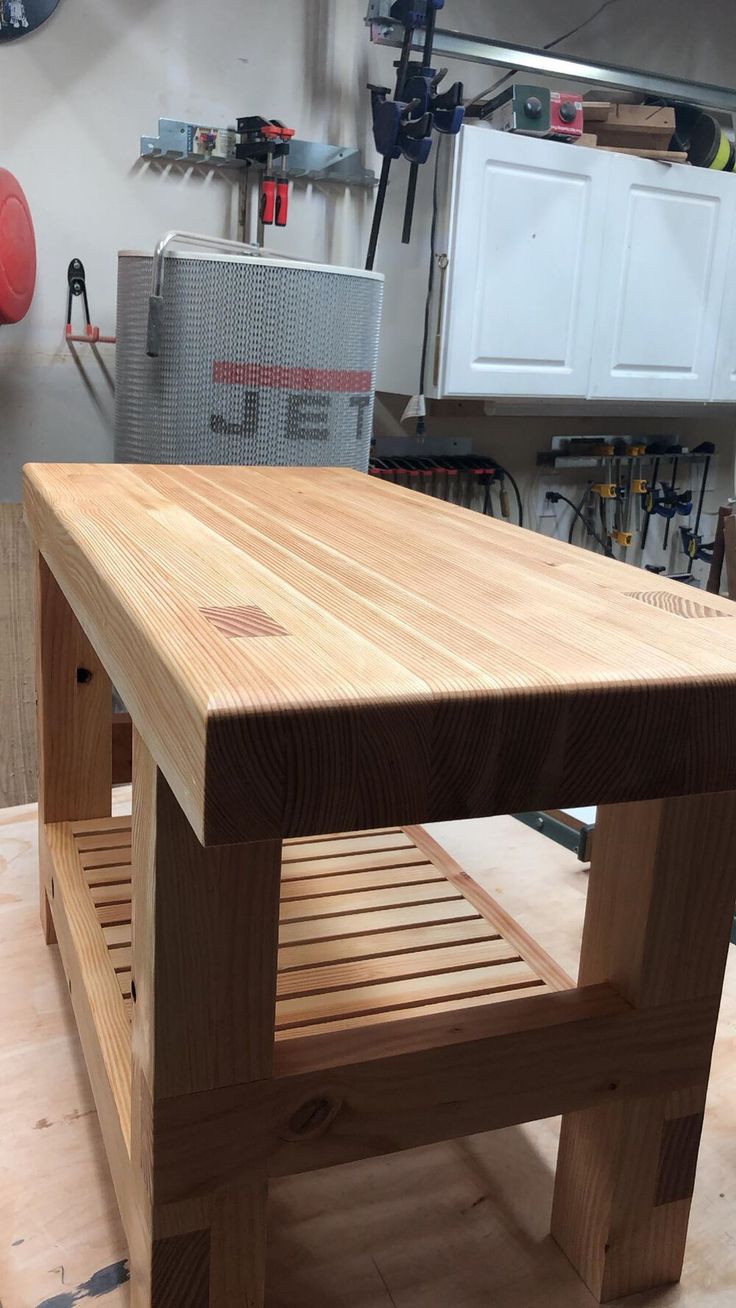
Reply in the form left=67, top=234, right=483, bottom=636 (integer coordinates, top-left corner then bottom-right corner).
left=145, top=230, right=263, bottom=359
left=146, top=295, right=165, bottom=358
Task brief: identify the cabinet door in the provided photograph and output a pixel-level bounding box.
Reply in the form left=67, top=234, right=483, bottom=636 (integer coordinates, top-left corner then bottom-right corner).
left=590, top=155, right=733, bottom=400
left=711, top=202, right=736, bottom=401
left=440, top=128, right=610, bottom=398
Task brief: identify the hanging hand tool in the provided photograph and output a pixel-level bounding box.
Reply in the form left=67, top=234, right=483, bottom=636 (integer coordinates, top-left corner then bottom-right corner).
left=236, top=117, right=295, bottom=239
left=640, top=456, right=660, bottom=551
left=400, top=1, right=464, bottom=246
left=662, top=450, right=682, bottom=549
left=65, top=258, right=116, bottom=345
left=679, top=446, right=714, bottom=573
left=365, top=4, right=419, bottom=271
left=366, top=1, right=464, bottom=267
left=260, top=145, right=276, bottom=227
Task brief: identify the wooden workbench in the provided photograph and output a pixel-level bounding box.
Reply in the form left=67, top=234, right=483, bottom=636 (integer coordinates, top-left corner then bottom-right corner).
left=22, top=463, right=736, bottom=1307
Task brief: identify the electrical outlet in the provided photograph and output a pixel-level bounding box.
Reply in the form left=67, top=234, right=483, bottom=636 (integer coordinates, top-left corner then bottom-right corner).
left=537, top=477, right=559, bottom=519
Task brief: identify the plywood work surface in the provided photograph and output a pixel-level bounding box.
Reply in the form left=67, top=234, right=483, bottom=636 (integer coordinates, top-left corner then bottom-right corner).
left=2, top=796, right=735, bottom=1308
left=24, top=464, right=736, bottom=843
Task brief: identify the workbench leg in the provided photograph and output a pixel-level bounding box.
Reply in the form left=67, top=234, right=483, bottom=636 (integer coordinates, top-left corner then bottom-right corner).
left=129, top=731, right=280, bottom=1308
left=551, top=791, right=736, bottom=1302
left=35, top=553, right=112, bottom=943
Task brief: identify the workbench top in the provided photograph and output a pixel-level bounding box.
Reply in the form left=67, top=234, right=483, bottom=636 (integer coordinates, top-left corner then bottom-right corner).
left=24, top=463, right=736, bottom=844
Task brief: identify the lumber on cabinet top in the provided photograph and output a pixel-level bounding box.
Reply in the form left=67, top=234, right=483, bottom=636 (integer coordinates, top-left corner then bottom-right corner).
left=23, top=463, right=736, bottom=844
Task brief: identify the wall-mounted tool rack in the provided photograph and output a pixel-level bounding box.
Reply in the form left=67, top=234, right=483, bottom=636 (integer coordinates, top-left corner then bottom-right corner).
left=139, top=118, right=376, bottom=186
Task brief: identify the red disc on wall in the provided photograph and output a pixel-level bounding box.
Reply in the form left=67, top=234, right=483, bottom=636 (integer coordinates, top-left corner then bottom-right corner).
left=0, top=169, right=36, bottom=324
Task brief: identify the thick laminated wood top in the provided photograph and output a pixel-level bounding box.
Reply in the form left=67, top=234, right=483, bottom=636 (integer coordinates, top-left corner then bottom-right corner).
left=24, top=463, right=736, bottom=844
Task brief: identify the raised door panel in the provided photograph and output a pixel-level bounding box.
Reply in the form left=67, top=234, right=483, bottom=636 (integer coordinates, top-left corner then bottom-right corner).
left=440, top=130, right=610, bottom=398
left=591, top=156, right=733, bottom=400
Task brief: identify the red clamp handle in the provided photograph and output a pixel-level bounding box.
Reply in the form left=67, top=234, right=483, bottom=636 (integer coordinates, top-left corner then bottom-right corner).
left=275, top=179, right=289, bottom=227
left=260, top=178, right=276, bottom=225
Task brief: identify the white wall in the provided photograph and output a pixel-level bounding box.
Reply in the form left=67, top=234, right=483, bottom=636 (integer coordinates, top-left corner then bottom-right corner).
left=0, top=0, right=383, bottom=498
left=2, top=0, right=736, bottom=581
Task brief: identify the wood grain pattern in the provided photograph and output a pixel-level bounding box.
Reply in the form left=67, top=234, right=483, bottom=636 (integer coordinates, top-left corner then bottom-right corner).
left=655, top=1113, right=705, bottom=1208
left=153, top=989, right=716, bottom=1203
left=24, top=463, right=736, bottom=844
left=0, top=503, right=36, bottom=807
left=42, top=820, right=134, bottom=1229
left=129, top=733, right=280, bottom=1306
left=36, top=551, right=111, bottom=949
left=551, top=792, right=736, bottom=1302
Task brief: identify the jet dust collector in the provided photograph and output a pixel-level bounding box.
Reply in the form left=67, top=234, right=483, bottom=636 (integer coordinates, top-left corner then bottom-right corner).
left=115, top=232, right=384, bottom=470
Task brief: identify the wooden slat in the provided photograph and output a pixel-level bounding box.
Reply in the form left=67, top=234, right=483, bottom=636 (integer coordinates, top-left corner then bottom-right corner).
left=278, top=899, right=479, bottom=946
left=103, top=923, right=133, bottom=948
left=96, top=896, right=484, bottom=943
left=85, top=865, right=133, bottom=887
left=274, top=960, right=540, bottom=1030
left=278, top=882, right=462, bottom=923
left=110, top=944, right=132, bottom=971
left=280, top=864, right=441, bottom=900
left=91, top=882, right=136, bottom=907
left=283, top=826, right=401, bottom=845
left=277, top=917, right=499, bottom=971
left=276, top=937, right=521, bottom=999
left=282, top=833, right=413, bottom=862
left=281, top=846, right=430, bottom=879
left=275, top=984, right=548, bottom=1040
left=407, top=825, right=575, bottom=992
left=76, top=829, right=134, bottom=852
left=97, top=901, right=132, bottom=928
left=70, top=817, right=131, bottom=836
left=45, top=823, right=131, bottom=1144
left=79, top=846, right=133, bottom=870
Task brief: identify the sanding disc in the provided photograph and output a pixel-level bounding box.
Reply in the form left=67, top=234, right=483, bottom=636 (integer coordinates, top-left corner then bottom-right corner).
left=0, top=169, right=36, bottom=324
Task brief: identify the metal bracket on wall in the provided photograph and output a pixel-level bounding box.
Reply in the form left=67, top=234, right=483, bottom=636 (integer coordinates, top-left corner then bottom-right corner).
left=140, top=119, right=376, bottom=186
left=365, top=4, right=736, bottom=116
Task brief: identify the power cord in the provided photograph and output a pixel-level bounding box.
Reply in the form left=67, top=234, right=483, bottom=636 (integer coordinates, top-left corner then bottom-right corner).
left=567, top=486, right=590, bottom=544
left=546, top=490, right=609, bottom=552
left=465, top=0, right=625, bottom=112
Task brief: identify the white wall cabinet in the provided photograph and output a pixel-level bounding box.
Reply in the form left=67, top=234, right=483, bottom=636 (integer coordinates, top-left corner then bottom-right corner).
left=590, top=154, right=734, bottom=401
left=441, top=128, right=610, bottom=398
left=430, top=126, right=736, bottom=405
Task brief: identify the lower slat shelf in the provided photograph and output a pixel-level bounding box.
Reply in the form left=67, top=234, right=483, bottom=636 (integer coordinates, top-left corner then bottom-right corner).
left=60, top=817, right=569, bottom=1042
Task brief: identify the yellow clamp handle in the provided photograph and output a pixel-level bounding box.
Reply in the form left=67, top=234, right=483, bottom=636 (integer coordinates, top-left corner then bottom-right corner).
left=611, top=530, right=633, bottom=548
left=592, top=483, right=618, bottom=499
left=632, top=479, right=648, bottom=495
